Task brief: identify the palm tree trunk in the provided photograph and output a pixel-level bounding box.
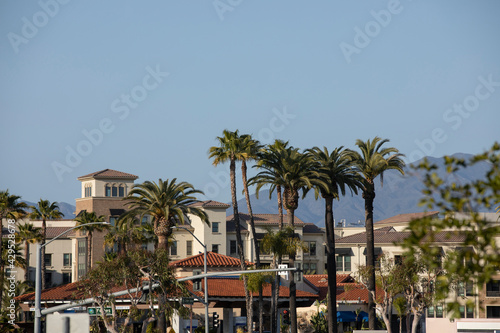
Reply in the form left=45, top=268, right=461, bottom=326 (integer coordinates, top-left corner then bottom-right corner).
left=286, top=208, right=298, bottom=333
left=24, top=240, right=30, bottom=283
left=271, top=185, right=283, bottom=333
left=363, top=189, right=376, bottom=330
left=87, top=233, right=93, bottom=272
left=241, top=161, right=264, bottom=332
left=324, top=195, right=338, bottom=333
left=230, top=159, right=252, bottom=331
left=277, top=185, right=283, bottom=230
left=42, top=219, right=46, bottom=289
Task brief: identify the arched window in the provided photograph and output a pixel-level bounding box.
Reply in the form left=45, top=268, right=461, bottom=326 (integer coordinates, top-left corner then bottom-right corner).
left=118, top=184, right=125, bottom=197
left=105, top=184, right=111, bottom=197
left=84, top=184, right=92, bottom=197
left=111, top=183, right=118, bottom=197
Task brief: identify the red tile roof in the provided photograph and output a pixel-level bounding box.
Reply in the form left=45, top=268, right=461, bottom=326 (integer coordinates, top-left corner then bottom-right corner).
left=228, top=213, right=306, bottom=226
left=45, top=227, right=77, bottom=238
left=186, top=277, right=318, bottom=299
left=375, top=211, right=440, bottom=224
left=189, top=200, right=230, bottom=209
left=170, top=251, right=253, bottom=268
left=304, top=274, right=355, bottom=300
left=77, top=169, right=138, bottom=180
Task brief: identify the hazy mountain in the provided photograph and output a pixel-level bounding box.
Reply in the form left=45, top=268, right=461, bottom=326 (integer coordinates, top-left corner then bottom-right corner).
left=23, top=201, right=76, bottom=220
left=237, top=154, right=495, bottom=227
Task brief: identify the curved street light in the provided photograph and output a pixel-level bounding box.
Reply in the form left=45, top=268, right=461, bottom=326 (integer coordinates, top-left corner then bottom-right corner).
left=34, top=222, right=110, bottom=333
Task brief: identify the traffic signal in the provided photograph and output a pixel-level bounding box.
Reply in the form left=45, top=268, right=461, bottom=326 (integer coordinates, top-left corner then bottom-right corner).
left=283, top=309, right=290, bottom=324
left=212, top=312, right=220, bottom=328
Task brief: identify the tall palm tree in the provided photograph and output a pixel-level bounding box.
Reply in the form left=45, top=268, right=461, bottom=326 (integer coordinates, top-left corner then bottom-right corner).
left=28, top=199, right=64, bottom=290
left=346, top=137, right=405, bottom=329
left=0, top=190, right=27, bottom=302
left=250, top=147, right=325, bottom=333
left=251, top=139, right=289, bottom=333
left=75, top=211, right=107, bottom=271
left=209, top=129, right=254, bottom=331
left=125, top=178, right=208, bottom=250
left=104, top=216, right=146, bottom=255
left=307, top=146, right=361, bottom=333
left=17, top=223, right=42, bottom=284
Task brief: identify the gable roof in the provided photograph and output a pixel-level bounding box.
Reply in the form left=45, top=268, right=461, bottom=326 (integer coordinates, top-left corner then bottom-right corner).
left=170, top=251, right=253, bottom=268
left=375, top=211, right=440, bottom=225
left=77, top=169, right=138, bottom=180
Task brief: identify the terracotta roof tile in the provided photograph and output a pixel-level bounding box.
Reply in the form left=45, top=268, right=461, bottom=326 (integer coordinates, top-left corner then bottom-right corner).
left=77, top=169, right=138, bottom=180
left=227, top=214, right=306, bottom=226
left=336, top=227, right=466, bottom=245
left=170, top=251, right=253, bottom=268
left=375, top=211, right=440, bottom=224
left=304, top=274, right=355, bottom=300
left=189, top=200, right=230, bottom=208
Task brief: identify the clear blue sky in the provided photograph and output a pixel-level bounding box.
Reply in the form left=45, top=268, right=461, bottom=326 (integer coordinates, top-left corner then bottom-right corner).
left=1, top=1, right=499, bottom=206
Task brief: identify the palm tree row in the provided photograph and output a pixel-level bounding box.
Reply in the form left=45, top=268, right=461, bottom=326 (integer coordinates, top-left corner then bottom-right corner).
left=210, top=130, right=404, bottom=333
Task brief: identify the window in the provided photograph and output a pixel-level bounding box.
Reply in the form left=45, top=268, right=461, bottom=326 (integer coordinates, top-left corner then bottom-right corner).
left=193, top=270, right=202, bottom=291
left=427, top=306, right=434, bottom=317
left=212, top=222, right=220, bottom=233
left=62, top=272, right=72, bottom=284
left=112, top=185, right=117, bottom=197
left=170, top=241, right=177, bottom=256
left=141, top=216, right=148, bottom=225
left=295, top=263, right=302, bottom=282
left=109, top=217, right=117, bottom=227
left=44, top=272, right=52, bottom=286
left=395, top=255, right=403, bottom=265
left=336, top=255, right=351, bottom=272
left=78, top=263, right=86, bottom=279
left=118, top=185, right=125, bottom=197
left=436, top=305, right=444, bottom=318
left=304, top=263, right=317, bottom=274
left=466, top=281, right=474, bottom=296
left=466, top=306, right=474, bottom=318
left=212, top=244, right=219, bottom=254
left=186, top=240, right=192, bottom=256
left=105, top=185, right=111, bottom=197
left=487, top=306, right=500, bottom=318
left=63, top=253, right=72, bottom=267
left=459, top=306, right=465, bottom=318
left=230, top=240, right=237, bottom=255
left=487, top=280, right=500, bottom=297
left=44, top=254, right=52, bottom=266
left=84, top=185, right=92, bottom=197
left=306, top=242, right=316, bottom=256
left=105, top=183, right=125, bottom=197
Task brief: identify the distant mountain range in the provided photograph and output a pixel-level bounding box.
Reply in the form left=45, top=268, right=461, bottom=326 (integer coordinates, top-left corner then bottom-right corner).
left=237, top=153, right=495, bottom=227
left=30, top=154, right=494, bottom=226
left=23, top=201, right=76, bottom=220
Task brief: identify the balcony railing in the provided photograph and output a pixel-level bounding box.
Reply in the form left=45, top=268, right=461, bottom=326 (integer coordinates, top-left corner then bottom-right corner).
left=486, top=290, right=500, bottom=297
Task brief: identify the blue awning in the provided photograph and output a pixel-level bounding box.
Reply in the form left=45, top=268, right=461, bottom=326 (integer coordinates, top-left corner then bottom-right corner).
left=336, top=311, right=357, bottom=322
left=358, top=311, right=368, bottom=322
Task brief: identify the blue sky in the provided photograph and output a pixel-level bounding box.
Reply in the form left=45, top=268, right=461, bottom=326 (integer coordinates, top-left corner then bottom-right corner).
left=1, top=0, right=499, bottom=206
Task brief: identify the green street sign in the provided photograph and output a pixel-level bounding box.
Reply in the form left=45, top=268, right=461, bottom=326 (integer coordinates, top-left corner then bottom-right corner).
left=88, top=307, right=112, bottom=316
left=182, top=297, right=194, bottom=305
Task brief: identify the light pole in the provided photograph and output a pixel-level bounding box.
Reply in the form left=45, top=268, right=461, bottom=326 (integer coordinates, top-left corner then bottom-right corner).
left=34, top=222, right=109, bottom=333
left=172, top=226, right=209, bottom=333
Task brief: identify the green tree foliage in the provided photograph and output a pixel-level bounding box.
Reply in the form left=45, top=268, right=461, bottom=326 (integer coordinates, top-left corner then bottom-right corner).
left=28, top=199, right=64, bottom=289
left=402, top=142, right=500, bottom=317
left=310, top=311, right=328, bottom=333
left=17, top=223, right=42, bottom=283
left=75, top=211, right=106, bottom=271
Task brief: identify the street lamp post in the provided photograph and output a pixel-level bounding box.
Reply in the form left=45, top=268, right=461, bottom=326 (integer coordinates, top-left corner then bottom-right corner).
left=34, top=222, right=109, bottom=333
left=172, top=226, right=209, bottom=333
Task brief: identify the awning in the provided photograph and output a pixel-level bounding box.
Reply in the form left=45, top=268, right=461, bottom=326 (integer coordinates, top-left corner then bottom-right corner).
left=336, top=248, right=353, bottom=256
left=109, top=209, right=125, bottom=216
left=337, top=311, right=357, bottom=322
left=363, top=247, right=383, bottom=256
left=358, top=311, right=368, bottom=322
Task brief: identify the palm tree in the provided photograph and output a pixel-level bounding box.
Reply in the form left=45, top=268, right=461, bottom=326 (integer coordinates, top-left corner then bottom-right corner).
left=75, top=211, right=107, bottom=271
left=28, top=199, right=63, bottom=290
left=346, top=137, right=405, bottom=329
left=17, top=223, right=42, bottom=284
left=125, top=178, right=208, bottom=250
left=209, top=129, right=254, bottom=331
left=0, top=190, right=27, bottom=303
left=104, top=216, right=146, bottom=255
left=250, top=147, right=325, bottom=333
left=307, top=146, right=361, bottom=333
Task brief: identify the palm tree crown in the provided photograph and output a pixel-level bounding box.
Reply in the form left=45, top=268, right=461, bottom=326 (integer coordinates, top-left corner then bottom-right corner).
left=125, top=178, right=208, bottom=250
